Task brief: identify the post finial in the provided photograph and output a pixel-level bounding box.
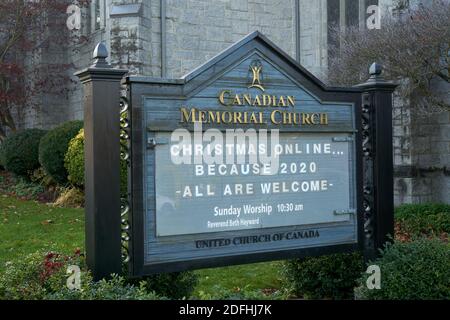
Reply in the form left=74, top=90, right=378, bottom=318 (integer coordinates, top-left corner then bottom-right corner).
left=369, top=62, right=382, bottom=76
left=92, top=42, right=110, bottom=68
left=355, top=62, right=397, bottom=89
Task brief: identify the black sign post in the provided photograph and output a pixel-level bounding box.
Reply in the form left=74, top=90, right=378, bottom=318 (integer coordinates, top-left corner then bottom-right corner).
left=75, top=43, right=128, bottom=280
left=76, top=33, right=396, bottom=280
left=357, top=63, right=397, bottom=261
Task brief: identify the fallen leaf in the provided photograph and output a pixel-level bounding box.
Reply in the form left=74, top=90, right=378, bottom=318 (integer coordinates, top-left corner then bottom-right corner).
left=41, top=219, right=54, bottom=225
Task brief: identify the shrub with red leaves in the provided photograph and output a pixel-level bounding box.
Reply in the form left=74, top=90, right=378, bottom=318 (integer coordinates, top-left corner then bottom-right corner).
left=39, top=249, right=84, bottom=283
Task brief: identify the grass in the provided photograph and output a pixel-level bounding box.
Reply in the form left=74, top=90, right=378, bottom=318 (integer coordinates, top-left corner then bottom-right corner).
left=0, top=194, right=281, bottom=296
left=193, top=261, right=283, bottom=295
left=0, top=195, right=84, bottom=271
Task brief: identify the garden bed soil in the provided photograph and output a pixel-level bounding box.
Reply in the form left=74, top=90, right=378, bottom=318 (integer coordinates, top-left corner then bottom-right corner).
left=0, top=170, right=59, bottom=203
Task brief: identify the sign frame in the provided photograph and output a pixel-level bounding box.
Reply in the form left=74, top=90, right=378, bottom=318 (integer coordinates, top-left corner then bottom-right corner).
left=125, top=32, right=365, bottom=276
left=76, top=31, right=396, bottom=281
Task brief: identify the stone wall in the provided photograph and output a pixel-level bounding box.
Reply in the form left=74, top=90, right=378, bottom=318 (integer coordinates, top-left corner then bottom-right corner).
left=394, top=98, right=450, bottom=204
left=394, top=80, right=450, bottom=205
left=37, top=0, right=298, bottom=127
left=163, top=0, right=296, bottom=78
left=298, top=0, right=328, bottom=79
left=21, top=22, right=74, bottom=129
left=67, top=0, right=153, bottom=122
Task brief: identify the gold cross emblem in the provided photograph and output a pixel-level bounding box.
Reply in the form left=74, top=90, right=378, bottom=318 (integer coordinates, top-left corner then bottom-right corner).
left=249, top=62, right=265, bottom=91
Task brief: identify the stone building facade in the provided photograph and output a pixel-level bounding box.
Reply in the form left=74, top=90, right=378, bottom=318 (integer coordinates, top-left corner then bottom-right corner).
left=22, top=0, right=449, bottom=204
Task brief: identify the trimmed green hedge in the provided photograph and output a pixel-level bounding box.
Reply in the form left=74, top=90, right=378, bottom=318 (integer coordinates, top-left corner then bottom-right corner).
left=39, top=121, right=83, bottom=184
left=355, top=239, right=450, bottom=299
left=0, top=142, right=5, bottom=169
left=65, top=128, right=128, bottom=196
left=137, top=272, right=199, bottom=300
left=281, top=252, right=364, bottom=299
left=0, top=129, right=47, bottom=177
left=395, top=203, right=450, bottom=236
left=64, top=129, right=84, bottom=187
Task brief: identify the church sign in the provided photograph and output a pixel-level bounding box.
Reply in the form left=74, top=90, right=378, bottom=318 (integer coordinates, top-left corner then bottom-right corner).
left=76, top=32, right=396, bottom=280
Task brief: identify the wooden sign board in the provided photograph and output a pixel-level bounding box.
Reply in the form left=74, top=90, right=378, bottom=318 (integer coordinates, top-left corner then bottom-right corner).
left=125, top=32, right=364, bottom=276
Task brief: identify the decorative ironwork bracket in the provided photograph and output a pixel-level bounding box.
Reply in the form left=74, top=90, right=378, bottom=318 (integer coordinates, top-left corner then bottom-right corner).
left=120, top=96, right=131, bottom=264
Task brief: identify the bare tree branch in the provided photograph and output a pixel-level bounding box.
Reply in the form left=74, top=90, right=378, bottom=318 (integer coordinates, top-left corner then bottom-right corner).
left=328, top=1, right=450, bottom=113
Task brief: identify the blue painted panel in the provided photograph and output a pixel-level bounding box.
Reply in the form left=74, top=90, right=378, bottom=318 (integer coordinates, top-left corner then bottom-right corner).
left=144, top=53, right=355, bottom=133
left=141, top=53, right=358, bottom=265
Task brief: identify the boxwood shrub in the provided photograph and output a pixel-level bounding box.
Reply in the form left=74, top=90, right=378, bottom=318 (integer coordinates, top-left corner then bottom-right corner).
left=395, top=203, right=450, bottom=237
left=65, top=128, right=128, bottom=196
left=0, top=129, right=47, bottom=177
left=0, top=142, right=5, bottom=169
left=355, top=238, right=450, bottom=299
left=64, top=129, right=84, bottom=187
left=281, top=252, right=364, bottom=299
left=137, top=272, right=199, bottom=300
left=39, top=120, right=83, bottom=183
